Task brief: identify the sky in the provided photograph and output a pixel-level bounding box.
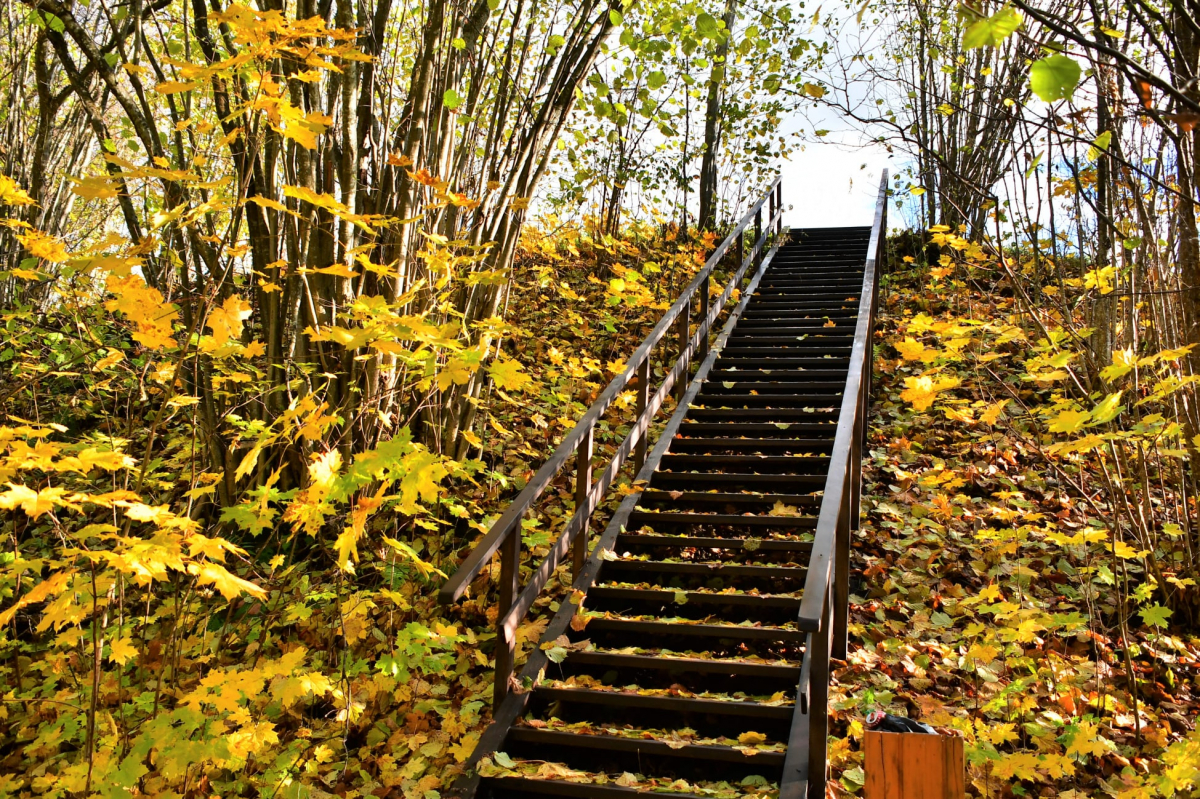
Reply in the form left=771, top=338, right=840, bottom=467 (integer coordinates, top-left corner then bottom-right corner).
left=780, top=140, right=892, bottom=230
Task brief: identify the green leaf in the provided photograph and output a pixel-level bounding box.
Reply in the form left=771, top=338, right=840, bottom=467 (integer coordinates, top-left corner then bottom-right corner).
left=494, top=751, right=517, bottom=769
left=1024, top=152, right=1043, bottom=178
left=608, top=8, right=624, bottom=26
left=1030, top=54, right=1081, bottom=102
left=963, top=6, right=1022, bottom=49
left=1140, top=604, right=1172, bottom=628
left=548, top=34, right=566, bottom=54
left=647, top=70, right=667, bottom=90
left=1087, top=130, right=1113, bottom=161
left=696, top=12, right=718, bottom=36
left=443, top=89, right=463, bottom=110
left=451, top=37, right=466, bottom=50
left=1088, top=391, right=1123, bottom=425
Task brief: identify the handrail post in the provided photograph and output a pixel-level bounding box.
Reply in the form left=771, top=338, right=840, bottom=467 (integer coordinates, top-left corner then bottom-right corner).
left=698, top=273, right=710, bottom=360
left=494, top=518, right=522, bottom=705
left=736, top=227, right=744, bottom=269
left=808, top=585, right=831, bottom=796
left=675, top=301, right=690, bottom=403
left=833, top=467, right=851, bottom=660
left=754, top=208, right=762, bottom=268
left=634, top=356, right=651, bottom=473
left=776, top=181, right=783, bottom=234
left=573, top=427, right=594, bottom=577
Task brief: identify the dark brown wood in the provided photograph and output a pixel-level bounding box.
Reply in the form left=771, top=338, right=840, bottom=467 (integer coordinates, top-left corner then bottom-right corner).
left=442, top=176, right=890, bottom=799
left=635, top=355, right=650, bottom=472
left=573, top=427, right=593, bottom=577
left=494, top=514, right=521, bottom=706
left=534, top=686, right=795, bottom=718
left=438, top=177, right=782, bottom=608
left=675, top=301, right=691, bottom=403
left=755, top=209, right=763, bottom=268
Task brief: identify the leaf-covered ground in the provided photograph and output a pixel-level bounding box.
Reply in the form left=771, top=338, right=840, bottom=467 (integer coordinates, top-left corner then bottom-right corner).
left=0, top=224, right=720, bottom=799
left=827, top=249, right=1200, bottom=798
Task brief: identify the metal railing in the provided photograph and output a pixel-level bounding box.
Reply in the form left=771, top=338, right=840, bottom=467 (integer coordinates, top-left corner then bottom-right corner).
left=779, top=170, right=889, bottom=799
left=438, top=177, right=785, bottom=704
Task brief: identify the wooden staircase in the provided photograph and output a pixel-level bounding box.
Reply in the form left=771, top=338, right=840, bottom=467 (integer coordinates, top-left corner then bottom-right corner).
left=440, top=176, right=888, bottom=799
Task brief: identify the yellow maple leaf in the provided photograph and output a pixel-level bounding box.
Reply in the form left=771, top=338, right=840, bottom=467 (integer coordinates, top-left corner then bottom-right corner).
left=979, top=399, right=1008, bottom=425
left=450, top=733, right=480, bottom=763
left=991, top=752, right=1042, bottom=781
left=61, top=447, right=136, bottom=473
left=981, top=722, right=1018, bottom=746
left=769, top=501, right=803, bottom=517
left=738, top=731, right=768, bottom=746
left=977, top=584, right=1003, bottom=603
left=105, top=274, right=179, bottom=350
left=108, top=636, right=139, bottom=665
left=489, top=358, right=531, bottom=391
left=16, top=230, right=69, bottom=263
left=155, top=80, right=200, bottom=95
left=0, top=483, right=62, bottom=518
left=284, top=184, right=374, bottom=231
left=313, top=262, right=360, bottom=279
left=944, top=406, right=975, bottom=424
left=1047, top=433, right=1105, bottom=456
left=225, top=721, right=279, bottom=761
left=1048, top=408, right=1089, bottom=434
left=0, top=174, right=35, bottom=205
left=900, top=375, right=960, bottom=411
left=204, top=295, right=253, bottom=352
left=93, top=351, right=124, bottom=371
left=0, top=569, right=75, bottom=628
left=965, top=641, right=999, bottom=663
left=71, top=176, right=121, bottom=200
left=248, top=195, right=287, bottom=212
left=1112, top=540, right=1148, bottom=560
left=188, top=562, right=266, bottom=600
left=275, top=671, right=333, bottom=708
left=1066, top=720, right=1111, bottom=758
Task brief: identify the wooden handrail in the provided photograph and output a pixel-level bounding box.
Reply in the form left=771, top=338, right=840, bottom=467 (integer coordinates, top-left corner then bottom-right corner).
left=796, top=170, right=889, bottom=632
left=438, top=176, right=785, bottom=703
left=778, top=170, right=888, bottom=799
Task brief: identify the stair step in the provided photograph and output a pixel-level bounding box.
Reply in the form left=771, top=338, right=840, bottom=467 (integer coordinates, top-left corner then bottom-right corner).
left=486, top=777, right=713, bottom=799
left=448, top=225, right=878, bottom=799
left=638, top=489, right=823, bottom=505
left=504, top=728, right=788, bottom=768
left=626, top=512, right=817, bottom=529
left=532, top=686, right=794, bottom=719
left=589, top=586, right=804, bottom=609
left=599, top=560, right=807, bottom=578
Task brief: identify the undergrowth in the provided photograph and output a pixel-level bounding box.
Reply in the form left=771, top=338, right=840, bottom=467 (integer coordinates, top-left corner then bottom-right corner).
left=830, top=235, right=1200, bottom=798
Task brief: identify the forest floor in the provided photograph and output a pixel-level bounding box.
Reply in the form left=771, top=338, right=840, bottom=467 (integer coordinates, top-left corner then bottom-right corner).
left=0, top=222, right=715, bottom=799
left=826, top=256, right=1200, bottom=797
left=8, top=227, right=1200, bottom=799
